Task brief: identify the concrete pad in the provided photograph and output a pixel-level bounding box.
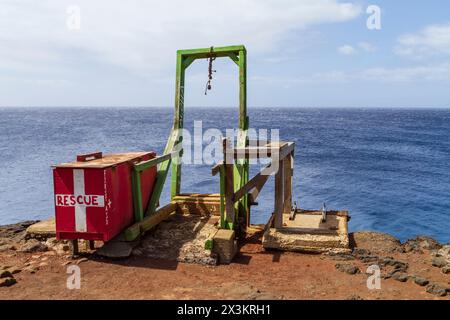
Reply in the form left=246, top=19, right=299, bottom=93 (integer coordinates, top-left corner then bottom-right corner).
left=26, top=219, right=56, bottom=237
left=263, top=210, right=351, bottom=254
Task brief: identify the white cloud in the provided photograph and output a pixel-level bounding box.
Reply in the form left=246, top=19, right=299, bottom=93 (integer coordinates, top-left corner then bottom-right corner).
left=394, top=23, right=450, bottom=58
left=252, top=63, right=450, bottom=85
left=0, top=0, right=361, bottom=78
left=357, top=41, right=376, bottom=52
left=338, top=45, right=357, bottom=55
left=338, top=42, right=376, bottom=55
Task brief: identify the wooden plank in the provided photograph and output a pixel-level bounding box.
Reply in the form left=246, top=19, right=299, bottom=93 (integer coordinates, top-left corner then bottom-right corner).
left=230, top=142, right=295, bottom=161
left=124, top=223, right=141, bottom=242
left=53, top=152, right=152, bottom=169
left=134, top=152, right=174, bottom=172
left=274, top=159, right=284, bottom=228
left=174, top=193, right=221, bottom=201
left=233, top=167, right=270, bottom=202
left=178, top=45, right=245, bottom=60
left=177, top=202, right=221, bottom=216
left=140, top=202, right=179, bottom=232
left=211, top=162, right=223, bottom=176
left=146, top=129, right=178, bottom=215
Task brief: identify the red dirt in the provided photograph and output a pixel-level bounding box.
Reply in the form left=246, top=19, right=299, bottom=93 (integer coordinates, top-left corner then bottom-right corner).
left=1, top=233, right=449, bottom=300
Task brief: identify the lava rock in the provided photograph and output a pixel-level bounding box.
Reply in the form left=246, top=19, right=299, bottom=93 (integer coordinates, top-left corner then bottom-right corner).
left=327, top=253, right=355, bottom=261
left=403, top=236, right=442, bottom=253
left=0, top=270, right=13, bottom=278
left=442, top=266, right=450, bottom=275
left=437, top=245, right=450, bottom=264
left=8, top=267, right=22, bottom=275
left=360, top=256, right=379, bottom=264
left=392, top=272, right=409, bottom=282
left=18, top=239, right=48, bottom=253
left=335, top=263, right=360, bottom=275
left=351, top=232, right=403, bottom=254
left=414, top=276, right=429, bottom=286
left=352, top=248, right=371, bottom=256
left=432, top=256, right=447, bottom=268
left=381, top=258, right=408, bottom=271
left=0, top=277, right=17, bottom=287
left=426, top=283, right=448, bottom=297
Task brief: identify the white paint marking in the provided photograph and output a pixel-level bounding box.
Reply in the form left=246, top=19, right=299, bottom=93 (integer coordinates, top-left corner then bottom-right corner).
left=73, top=169, right=87, bottom=232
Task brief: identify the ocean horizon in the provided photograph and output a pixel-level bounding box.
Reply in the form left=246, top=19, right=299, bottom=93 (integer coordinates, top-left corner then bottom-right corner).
left=1, top=106, right=449, bottom=243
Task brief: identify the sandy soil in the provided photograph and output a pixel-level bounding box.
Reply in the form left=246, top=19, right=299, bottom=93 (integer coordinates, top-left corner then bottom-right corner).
left=1, top=229, right=449, bottom=300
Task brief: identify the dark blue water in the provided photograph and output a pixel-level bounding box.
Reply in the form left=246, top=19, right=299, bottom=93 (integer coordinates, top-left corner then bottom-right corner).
left=1, top=107, right=449, bottom=243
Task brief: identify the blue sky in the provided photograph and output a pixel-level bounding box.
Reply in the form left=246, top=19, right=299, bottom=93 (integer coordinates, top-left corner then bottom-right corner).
left=1, top=0, right=449, bottom=108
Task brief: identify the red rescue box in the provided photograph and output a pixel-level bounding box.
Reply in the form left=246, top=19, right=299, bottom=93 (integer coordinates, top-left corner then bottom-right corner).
left=52, top=151, right=156, bottom=242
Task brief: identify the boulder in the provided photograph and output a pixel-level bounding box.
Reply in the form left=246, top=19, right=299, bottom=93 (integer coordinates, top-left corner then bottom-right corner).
left=391, top=272, right=409, bottom=282
left=0, top=270, right=13, bottom=278
left=426, top=283, right=447, bottom=297
left=0, top=277, right=17, bottom=287
left=350, top=231, right=402, bottom=254
left=441, top=266, right=450, bottom=275
left=335, top=263, right=360, bottom=275
left=413, top=276, right=429, bottom=286
left=403, top=236, right=441, bottom=252
left=432, top=256, right=447, bottom=268
left=18, top=239, right=48, bottom=253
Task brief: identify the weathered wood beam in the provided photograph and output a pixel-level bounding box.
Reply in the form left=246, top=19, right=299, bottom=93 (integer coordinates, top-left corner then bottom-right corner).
left=211, top=162, right=224, bottom=176
left=124, top=202, right=178, bottom=241
left=134, top=152, right=174, bottom=173
left=232, top=167, right=271, bottom=202
left=223, top=138, right=236, bottom=229
left=283, top=152, right=293, bottom=214
left=274, top=158, right=284, bottom=228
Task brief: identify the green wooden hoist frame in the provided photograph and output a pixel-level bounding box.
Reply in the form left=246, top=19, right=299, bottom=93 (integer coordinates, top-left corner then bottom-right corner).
left=125, top=45, right=250, bottom=241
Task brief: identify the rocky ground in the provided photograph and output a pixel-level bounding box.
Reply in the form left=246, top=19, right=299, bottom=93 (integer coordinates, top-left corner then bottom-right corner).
left=0, top=219, right=449, bottom=300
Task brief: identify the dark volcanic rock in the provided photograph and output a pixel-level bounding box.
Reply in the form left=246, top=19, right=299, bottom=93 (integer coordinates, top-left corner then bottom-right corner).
left=327, top=253, right=355, bottom=261
left=351, top=231, right=403, bottom=254
left=0, top=270, right=13, bottom=279
left=403, top=236, right=442, bottom=253
left=426, top=283, right=448, bottom=297
left=0, top=221, right=39, bottom=240
left=0, top=277, right=17, bottom=287
left=335, top=263, right=360, bottom=275
left=432, top=256, right=447, bottom=268
left=18, top=239, right=48, bottom=253
left=442, top=266, right=450, bottom=275
left=391, top=272, right=409, bottom=282
left=380, top=257, right=408, bottom=271
left=413, top=276, right=429, bottom=286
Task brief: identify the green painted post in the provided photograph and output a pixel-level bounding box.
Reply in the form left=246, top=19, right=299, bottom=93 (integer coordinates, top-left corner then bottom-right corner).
left=170, top=51, right=185, bottom=200
left=131, top=170, right=144, bottom=222
left=235, top=48, right=249, bottom=228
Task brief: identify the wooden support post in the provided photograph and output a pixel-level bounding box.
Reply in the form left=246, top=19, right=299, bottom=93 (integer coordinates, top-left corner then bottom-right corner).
left=283, top=152, right=293, bottom=214
left=89, top=240, right=95, bottom=250
left=223, top=138, right=236, bottom=229
left=274, top=158, right=284, bottom=228
left=71, top=239, right=79, bottom=257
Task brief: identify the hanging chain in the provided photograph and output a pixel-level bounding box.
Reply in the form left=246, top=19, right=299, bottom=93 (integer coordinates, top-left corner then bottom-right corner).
left=204, top=47, right=216, bottom=95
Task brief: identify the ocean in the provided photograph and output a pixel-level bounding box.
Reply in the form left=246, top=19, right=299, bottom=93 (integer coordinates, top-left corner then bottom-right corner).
left=0, top=107, right=449, bottom=243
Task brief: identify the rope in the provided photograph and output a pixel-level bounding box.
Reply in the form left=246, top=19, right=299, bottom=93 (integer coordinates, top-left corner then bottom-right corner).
left=204, top=46, right=216, bottom=95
